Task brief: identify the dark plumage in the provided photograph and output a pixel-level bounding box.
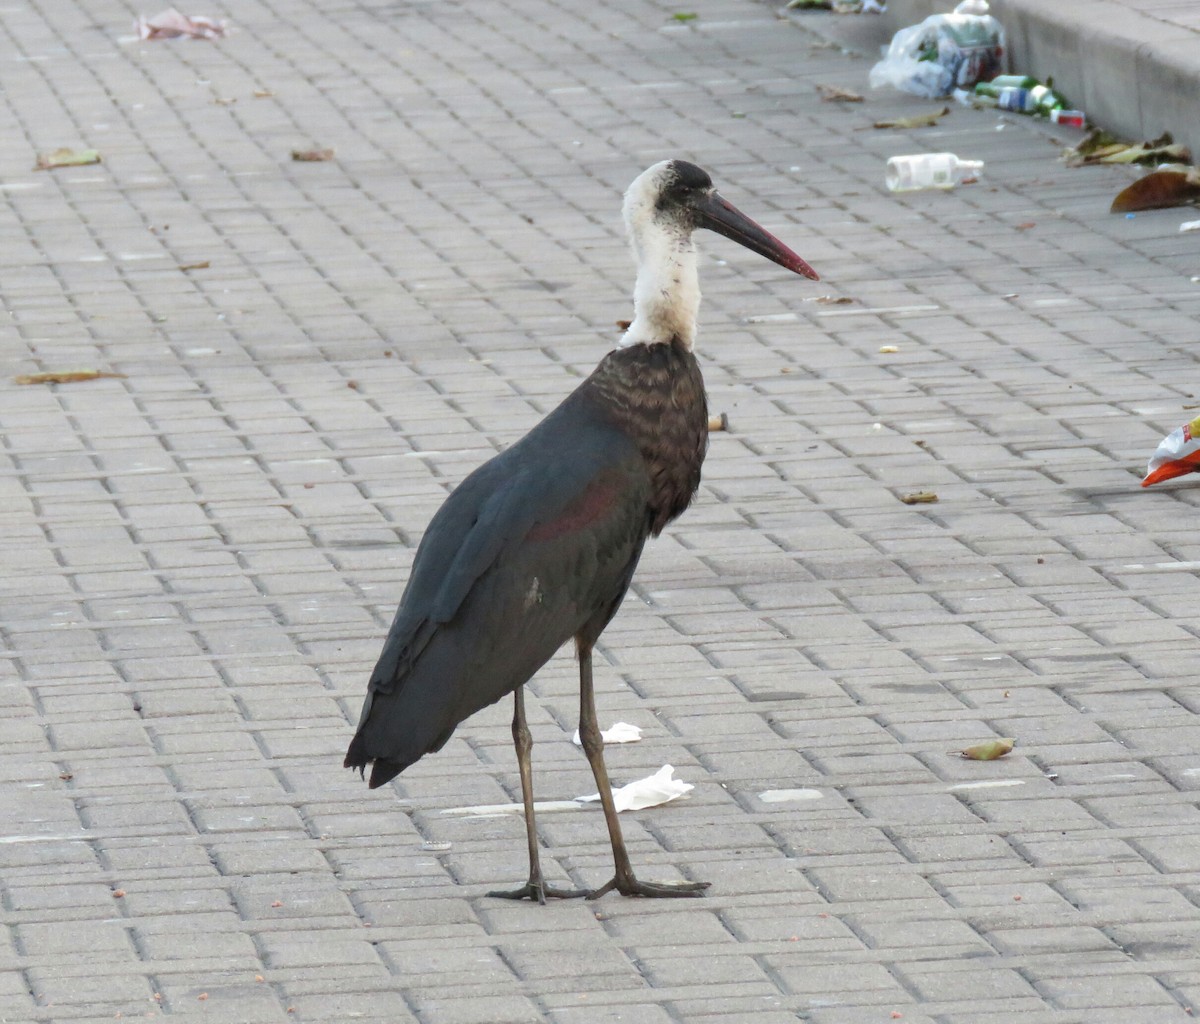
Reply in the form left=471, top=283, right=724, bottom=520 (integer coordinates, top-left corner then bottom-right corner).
left=346, top=160, right=817, bottom=901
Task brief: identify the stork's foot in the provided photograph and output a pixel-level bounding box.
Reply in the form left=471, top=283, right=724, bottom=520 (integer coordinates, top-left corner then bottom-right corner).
left=586, top=875, right=711, bottom=900
left=487, top=880, right=588, bottom=904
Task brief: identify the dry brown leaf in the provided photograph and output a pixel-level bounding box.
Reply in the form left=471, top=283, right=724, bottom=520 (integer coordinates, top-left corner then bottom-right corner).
left=14, top=370, right=126, bottom=385
left=900, top=490, right=938, bottom=505
left=1067, top=129, right=1190, bottom=168
left=1111, top=168, right=1200, bottom=213
left=874, top=107, right=949, bottom=130
left=291, top=147, right=335, bottom=162
left=957, top=738, right=1015, bottom=760
left=817, top=83, right=863, bottom=103
left=816, top=295, right=853, bottom=304
left=35, top=147, right=101, bottom=171
left=179, top=260, right=210, bottom=271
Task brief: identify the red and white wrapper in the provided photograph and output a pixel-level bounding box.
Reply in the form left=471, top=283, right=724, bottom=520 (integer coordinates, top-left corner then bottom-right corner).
left=1143, top=416, right=1200, bottom=486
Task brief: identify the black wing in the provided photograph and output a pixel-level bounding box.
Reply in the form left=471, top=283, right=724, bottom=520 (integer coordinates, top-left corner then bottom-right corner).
left=346, top=398, right=651, bottom=786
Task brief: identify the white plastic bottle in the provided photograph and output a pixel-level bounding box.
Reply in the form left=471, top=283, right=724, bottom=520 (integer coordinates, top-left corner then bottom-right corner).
left=885, top=153, right=985, bottom=192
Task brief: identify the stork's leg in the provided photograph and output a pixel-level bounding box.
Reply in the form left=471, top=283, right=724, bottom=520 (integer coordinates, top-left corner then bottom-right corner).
left=487, top=685, right=586, bottom=903
left=576, top=642, right=710, bottom=899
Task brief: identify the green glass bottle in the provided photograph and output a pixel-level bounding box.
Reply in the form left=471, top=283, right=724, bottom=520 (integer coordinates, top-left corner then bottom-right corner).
left=974, top=74, right=1038, bottom=98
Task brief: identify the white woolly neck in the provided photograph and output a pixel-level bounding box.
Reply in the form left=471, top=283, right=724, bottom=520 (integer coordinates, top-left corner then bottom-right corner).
left=617, top=166, right=701, bottom=351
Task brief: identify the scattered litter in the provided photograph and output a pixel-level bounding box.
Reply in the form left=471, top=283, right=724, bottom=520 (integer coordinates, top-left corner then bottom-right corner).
left=419, top=840, right=452, bottom=852
left=885, top=152, right=983, bottom=191
left=973, top=75, right=1067, bottom=116
left=35, top=148, right=101, bottom=171
left=179, top=260, right=210, bottom=271
left=254, top=89, right=275, bottom=98
left=1143, top=415, right=1200, bottom=486
left=900, top=490, right=938, bottom=504
left=1109, top=167, right=1200, bottom=213
left=571, top=722, right=643, bottom=746
left=879, top=344, right=899, bottom=353
left=671, top=11, right=698, bottom=21
left=758, top=788, right=823, bottom=803
left=579, top=764, right=694, bottom=812
left=14, top=369, right=126, bottom=385
left=1050, top=109, right=1086, bottom=128
left=1065, top=129, right=1190, bottom=168
left=873, top=107, right=949, bottom=130
left=743, top=312, right=799, bottom=324
left=955, top=737, right=1014, bottom=760
left=707, top=413, right=729, bottom=432
left=136, top=8, right=227, bottom=40
left=1183, top=219, right=1200, bottom=233
left=291, top=147, right=335, bottom=162
left=869, top=0, right=1003, bottom=99
left=441, top=799, right=584, bottom=817
left=817, top=83, right=864, bottom=103
left=814, top=295, right=854, bottom=304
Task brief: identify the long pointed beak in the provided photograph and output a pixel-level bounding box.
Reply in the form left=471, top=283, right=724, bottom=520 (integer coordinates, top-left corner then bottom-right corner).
left=693, top=192, right=819, bottom=280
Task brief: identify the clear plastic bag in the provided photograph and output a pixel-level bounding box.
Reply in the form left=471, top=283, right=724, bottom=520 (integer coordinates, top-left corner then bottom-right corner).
left=870, top=0, right=1006, bottom=99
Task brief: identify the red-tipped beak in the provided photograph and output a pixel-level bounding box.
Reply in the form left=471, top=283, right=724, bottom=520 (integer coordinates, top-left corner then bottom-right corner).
left=693, top=191, right=819, bottom=280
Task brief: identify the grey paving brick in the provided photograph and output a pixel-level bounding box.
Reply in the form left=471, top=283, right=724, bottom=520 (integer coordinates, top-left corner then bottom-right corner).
left=1, top=0, right=1200, bottom=1020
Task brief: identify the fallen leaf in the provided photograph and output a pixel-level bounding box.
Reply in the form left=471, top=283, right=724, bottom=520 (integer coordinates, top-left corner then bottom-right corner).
left=14, top=369, right=126, bottom=385
left=616, top=319, right=632, bottom=331
left=708, top=412, right=729, bottom=432
left=35, top=147, right=101, bottom=171
left=179, top=260, right=210, bottom=271
left=213, top=96, right=236, bottom=106
left=818, top=83, right=863, bottom=103
left=1066, top=129, right=1190, bottom=168
left=900, top=490, right=938, bottom=504
left=873, top=107, right=949, bottom=129
left=672, top=11, right=698, bottom=21
left=254, top=89, right=274, bottom=98
left=879, top=345, right=899, bottom=354
left=958, top=738, right=1015, bottom=760
left=291, top=147, right=335, bottom=162
left=1110, top=167, right=1200, bottom=213
left=815, top=295, right=853, bottom=304
left=1015, top=222, right=1036, bottom=231
left=112, top=889, right=126, bottom=898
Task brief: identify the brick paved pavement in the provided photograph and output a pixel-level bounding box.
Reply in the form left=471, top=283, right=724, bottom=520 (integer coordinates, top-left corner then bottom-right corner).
left=2, top=0, right=1200, bottom=1021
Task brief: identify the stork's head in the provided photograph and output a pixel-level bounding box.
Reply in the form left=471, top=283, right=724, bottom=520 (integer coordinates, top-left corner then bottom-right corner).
left=619, top=160, right=818, bottom=350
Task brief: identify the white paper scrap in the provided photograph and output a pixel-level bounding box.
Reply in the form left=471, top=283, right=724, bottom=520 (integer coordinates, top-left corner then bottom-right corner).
left=1181, top=219, right=1200, bottom=233
left=579, top=764, right=694, bottom=812
left=571, top=722, right=643, bottom=746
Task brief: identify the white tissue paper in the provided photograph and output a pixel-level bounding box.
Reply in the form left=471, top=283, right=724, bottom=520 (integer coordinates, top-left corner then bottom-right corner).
left=572, top=722, right=643, bottom=746
left=579, top=764, right=694, bottom=812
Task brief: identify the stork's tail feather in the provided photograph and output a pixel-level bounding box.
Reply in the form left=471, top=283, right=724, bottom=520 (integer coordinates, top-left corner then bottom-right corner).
left=345, top=733, right=408, bottom=790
